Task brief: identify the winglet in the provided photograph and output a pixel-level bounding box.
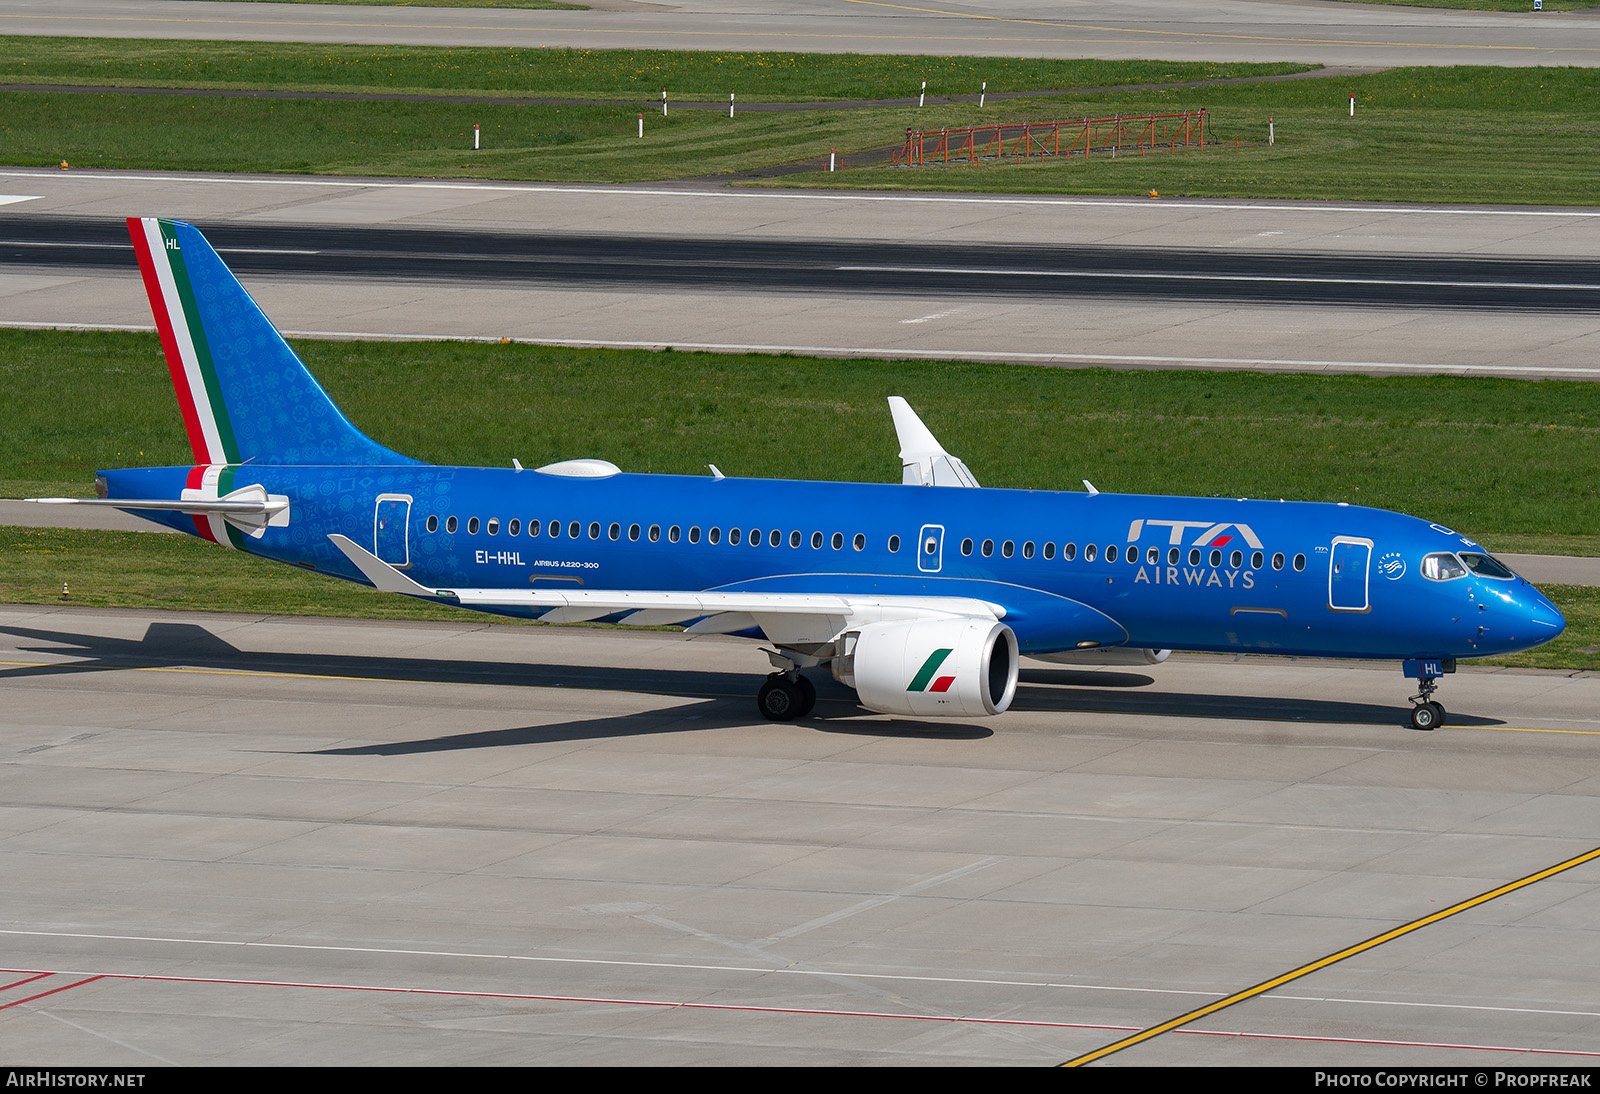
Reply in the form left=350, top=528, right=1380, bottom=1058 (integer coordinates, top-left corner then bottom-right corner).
left=888, top=397, right=980, bottom=488
left=328, top=534, right=439, bottom=596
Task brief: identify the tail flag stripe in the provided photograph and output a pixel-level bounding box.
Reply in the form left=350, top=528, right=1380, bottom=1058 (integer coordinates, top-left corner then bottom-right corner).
left=157, top=220, right=240, bottom=465
left=129, top=218, right=210, bottom=463
left=129, top=217, right=236, bottom=465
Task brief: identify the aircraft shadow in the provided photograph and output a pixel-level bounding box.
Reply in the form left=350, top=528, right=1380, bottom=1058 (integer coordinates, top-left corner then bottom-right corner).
left=0, top=621, right=1495, bottom=748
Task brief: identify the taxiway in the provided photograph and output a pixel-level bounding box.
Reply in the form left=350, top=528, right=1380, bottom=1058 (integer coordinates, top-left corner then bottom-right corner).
left=2, top=604, right=1599, bottom=1065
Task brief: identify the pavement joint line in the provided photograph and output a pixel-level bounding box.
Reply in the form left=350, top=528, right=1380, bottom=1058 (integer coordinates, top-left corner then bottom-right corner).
left=1060, top=841, right=1600, bottom=1066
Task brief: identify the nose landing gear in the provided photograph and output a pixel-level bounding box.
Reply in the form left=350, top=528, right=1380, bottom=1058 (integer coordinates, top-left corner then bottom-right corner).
left=1403, top=658, right=1455, bottom=731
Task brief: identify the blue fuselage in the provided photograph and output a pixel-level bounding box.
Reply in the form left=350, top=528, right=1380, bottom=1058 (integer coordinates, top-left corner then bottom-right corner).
left=103, top=462, right=1566, bottom=663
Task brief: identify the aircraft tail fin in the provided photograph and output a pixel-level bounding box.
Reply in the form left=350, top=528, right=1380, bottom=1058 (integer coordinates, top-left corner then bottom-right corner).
left=127, top=217, right=416, bottom=467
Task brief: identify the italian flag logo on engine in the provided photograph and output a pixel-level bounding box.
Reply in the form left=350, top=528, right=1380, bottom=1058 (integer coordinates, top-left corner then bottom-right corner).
left=908, top=648, right=956, bottom=693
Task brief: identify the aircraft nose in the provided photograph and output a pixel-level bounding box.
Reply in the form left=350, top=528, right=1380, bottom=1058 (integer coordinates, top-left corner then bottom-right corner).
left=1527, top=588, right=1566, bottom=638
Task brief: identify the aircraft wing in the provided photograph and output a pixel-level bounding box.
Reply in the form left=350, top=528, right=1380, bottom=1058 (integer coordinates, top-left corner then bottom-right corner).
left=328, top=534, right=1004, bottom=640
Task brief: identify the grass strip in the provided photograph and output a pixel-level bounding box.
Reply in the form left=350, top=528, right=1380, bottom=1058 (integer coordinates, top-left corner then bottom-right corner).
left=785, top=66, right=1600, bottom=204
left=0, top=37, right=1300, bottom=101
left=1, top=62, right=1593, bottom=201
left=3, top=329, right=1596, bottom=545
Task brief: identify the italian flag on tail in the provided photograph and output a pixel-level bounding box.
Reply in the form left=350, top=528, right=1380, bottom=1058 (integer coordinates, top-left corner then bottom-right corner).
left=127, top=217, right=240, bottom=467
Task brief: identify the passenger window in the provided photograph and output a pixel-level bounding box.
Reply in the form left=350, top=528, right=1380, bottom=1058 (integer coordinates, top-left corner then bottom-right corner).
left=509, top=519, right=520, bottom=537
left=1064, top=543, right=1076, bottom=561
left=750, top=529, right=761, bottom=546
left=1147, top=547, right=1159, bottom=565
left=628, top=524, right=640, bottom=541
left=1251, top=551, right=1263, bottom=569
left=1293, top=554, right=1306, bottom=571
left=688, top=526, right=701, bottom=544
left=728, top=527, right=741, bottom=545
left=487, top=518, right=499, bottom=536
left=770, top=529, right=781, bottom=547
left=853, top=533, right=865, bottom=551
left=961, top=538, right=973, bottom=556
left=668, top=525, right=681, bottom=543
left=1022, top=541, right=1034, bottom=560
left=426, top=515, right=438, bottom=533
left=1107, top=545, right=1118, bottom=563
left=608, top=522, right=620, bottom=541
left=1189, top=548, right=1201, bottom=566
left=447, top=516, right=458, bottom=534
left=1230, top=550, right=1242, bottom=568
left=568, top=521, right=580, bottom=539
left=1002, top=540, right=1014, bottom=558
left=1168, top=548, right=1179, bottom=565
left=588, top=522, right=601, bottom=540
left=708, top=527, right=721, bottom=545
left=468, top=517, right=480, bottom=535
left=1272, top=552, right=1283, bottom=570
left=649, top=524, right=660, bottom=542
left=811, top=531, right=823, bottom=549
left=831, top=532, right=844, bottom=550
left=1043, top=542, right=1055, bottom=560
left=889, top=535, right=901, bottom=553
left=790, top=530, right=801, bottom=548
left=547, top=519, right=558, bottom=538
left=981, top=539, right=993, bottom=557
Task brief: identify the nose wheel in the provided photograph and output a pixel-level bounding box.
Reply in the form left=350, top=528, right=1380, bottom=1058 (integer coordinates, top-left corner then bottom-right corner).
left=1409, top=697, right=1446, bottom=731
left=1405, top=661, right=1449, bottom=731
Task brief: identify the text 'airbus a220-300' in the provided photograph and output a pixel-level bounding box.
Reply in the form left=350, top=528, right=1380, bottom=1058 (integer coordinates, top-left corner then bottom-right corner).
left=33, top=219, right=1566, bottom=731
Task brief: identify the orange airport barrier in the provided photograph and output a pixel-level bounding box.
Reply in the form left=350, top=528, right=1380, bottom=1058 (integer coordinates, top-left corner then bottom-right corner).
left=891, top=111, right=1207, bottom=167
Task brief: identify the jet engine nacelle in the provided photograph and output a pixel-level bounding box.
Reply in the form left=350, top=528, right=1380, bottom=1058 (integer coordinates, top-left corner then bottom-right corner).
left=840, top=618, right=1019, bottom=718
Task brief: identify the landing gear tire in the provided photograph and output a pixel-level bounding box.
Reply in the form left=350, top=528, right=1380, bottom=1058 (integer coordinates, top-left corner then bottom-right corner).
left=794, top=674, right=817, bottom=718
left=758, top=673, right=813, bottom=722
left=1410, top=701, right=1445, bottom=731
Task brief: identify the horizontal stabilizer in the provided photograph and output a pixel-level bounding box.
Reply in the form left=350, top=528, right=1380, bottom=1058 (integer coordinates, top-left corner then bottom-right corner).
left=31, top=484, right=289, bottom=538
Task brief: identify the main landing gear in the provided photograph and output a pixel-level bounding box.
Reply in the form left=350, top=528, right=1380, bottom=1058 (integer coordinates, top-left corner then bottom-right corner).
left=756, top=649, right=820, bottom=722
left=1403, top=658, right=1455, bottom=731
left=757, top=672, right=816, bottom=721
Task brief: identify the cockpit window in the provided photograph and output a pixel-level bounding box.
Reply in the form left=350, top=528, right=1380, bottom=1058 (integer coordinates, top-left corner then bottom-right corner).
left=1459, top=552, right=1516, bottom=580
left=1421, top=553, right=1467, bottom=581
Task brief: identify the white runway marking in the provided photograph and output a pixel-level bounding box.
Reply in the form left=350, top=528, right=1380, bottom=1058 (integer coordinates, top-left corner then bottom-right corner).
left=844, top=264, right=1600, bottom=293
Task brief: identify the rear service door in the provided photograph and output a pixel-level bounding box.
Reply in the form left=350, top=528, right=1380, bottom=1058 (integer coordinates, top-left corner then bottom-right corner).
left=374, top=494, right=413, bottom=569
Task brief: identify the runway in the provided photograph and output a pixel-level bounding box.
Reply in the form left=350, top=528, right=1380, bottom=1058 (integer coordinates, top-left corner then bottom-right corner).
left=9, top=214, right=1600, bottom=313
left=2, top=604, right=1599, bottom=1065
left=5, top=170, right=1600, bottom=379
left=3, top=0, right=1599, bottom=68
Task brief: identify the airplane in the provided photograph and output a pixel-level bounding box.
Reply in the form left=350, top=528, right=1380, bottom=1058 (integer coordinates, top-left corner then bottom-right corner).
left=32, top=217, right=1566, bottom=732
